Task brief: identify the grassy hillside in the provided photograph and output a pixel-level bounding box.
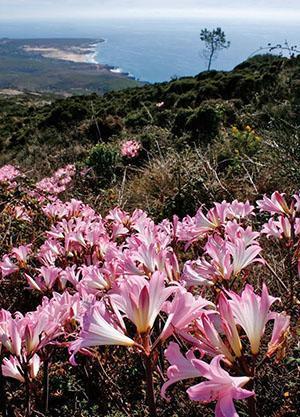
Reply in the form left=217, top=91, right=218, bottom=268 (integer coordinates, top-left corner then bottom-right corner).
left=0, top=54, right=299, bottom=218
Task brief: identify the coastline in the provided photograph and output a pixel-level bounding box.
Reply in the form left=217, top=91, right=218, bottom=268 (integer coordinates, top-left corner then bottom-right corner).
left=22, top=39, right=137, bottom=80
left=23, top=41, right=102, bottom=64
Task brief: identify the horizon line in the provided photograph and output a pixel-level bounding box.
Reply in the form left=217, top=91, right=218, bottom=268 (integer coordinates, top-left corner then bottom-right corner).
left=1, top=7, right=300, bottom=22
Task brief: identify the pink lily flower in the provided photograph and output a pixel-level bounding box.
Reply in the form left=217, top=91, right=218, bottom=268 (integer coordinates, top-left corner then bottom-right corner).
left=11, top=244, right=32, bottom=263
left=0, top=255, right=19, bottom=277
left=161, top=342, right=200, bottom=399
left=2, top=354, right=41, bottom=382
left=162, top=345, right=254, bottom=417
left=267, top=312, right=290, bottom=358
left=218, top=293, right=242, bottom=358
left=226, top=239, right=263, bottom=276
left=182, top=259, right=215, bottom=287
left=227, top=200, right=254, bottom=219
left=161, top=287, right=214, bottom=340
left=226, top=284, right=279, bottom=355
left=257, top=191, right=291, bottom=216
left=110, top=272, right=177, bottom=334
left=225, top=221, right=260, bottom=246
left=193, top=313, right=235, bottom=364
left=261, top=216, right=292, bottom=240
left=0, top=164, right=21, bottom=183
left=69, top=300, right=135, bottom=363
left=187, top=355, right=254, bottom=417
left=205, top=236, right=233, bottom=281
left=2, top=355, right=25, bottom=382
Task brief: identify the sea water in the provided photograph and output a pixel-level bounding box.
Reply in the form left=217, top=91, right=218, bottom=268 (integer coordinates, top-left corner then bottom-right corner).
left=0, top=18, right=299, bottom=83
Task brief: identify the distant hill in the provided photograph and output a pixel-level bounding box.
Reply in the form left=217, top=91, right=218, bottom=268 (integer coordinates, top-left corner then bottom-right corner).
left=0, top=38, right=141, bottom=95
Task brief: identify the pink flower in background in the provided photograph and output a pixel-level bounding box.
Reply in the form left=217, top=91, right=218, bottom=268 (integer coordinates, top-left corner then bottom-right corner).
left=156, top=101, right=164, bottom=108
left=35, top=164, right=76, bottom=196
left=14, top=206, right=31, bottom=222
left=261, top=216, right=292, bottom=240
left=161, top=287, right=213, bottom=340
left=121, top=140, right=141, bottom=158
left=0, top=165, right=21, bottom=183
left=193, top=313, right=235, bottom=364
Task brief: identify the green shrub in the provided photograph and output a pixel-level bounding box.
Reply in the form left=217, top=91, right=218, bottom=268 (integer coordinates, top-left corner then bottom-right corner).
left=185, top=104, right=221, bottom=143
left=124, top=109, right=150, bottom=130
left=86, top=143, right=119, bottom=186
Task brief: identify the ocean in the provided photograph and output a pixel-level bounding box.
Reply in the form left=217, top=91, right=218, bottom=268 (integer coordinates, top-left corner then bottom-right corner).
left=0, top=18, right=299, bottom=83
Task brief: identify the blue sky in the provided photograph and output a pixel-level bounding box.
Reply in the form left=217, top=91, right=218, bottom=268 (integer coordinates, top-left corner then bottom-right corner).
left=1, top=0, right=300, bottom=20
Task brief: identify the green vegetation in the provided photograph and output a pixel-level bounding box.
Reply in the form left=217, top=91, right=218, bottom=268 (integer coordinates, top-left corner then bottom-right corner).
left=0, top=54, right=299, bottom=219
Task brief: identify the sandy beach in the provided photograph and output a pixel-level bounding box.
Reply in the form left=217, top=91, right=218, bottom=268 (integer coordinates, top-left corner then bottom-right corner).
left=23, top=44, right=99, bottom=64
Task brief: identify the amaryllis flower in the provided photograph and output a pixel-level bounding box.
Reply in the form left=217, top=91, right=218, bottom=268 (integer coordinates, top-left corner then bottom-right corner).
left=226, top=284, right=279, bottom=355
left=0, top=255, right=19, bottom=277
left=26, top=266, right=63, bottom=292
left=161, top=287, right=213, bottom=340
left=182, top=259, right=215, bottom=287
left=261, top=216, right=292, bottom=240
left=0, top=164, right=21, bottom=183
left=226, top=238, right=263, bottom=276
left=161, top=342, right=200, bottom=399
left=11, top=244, right=32, bottom=263
left=162, top=344, right=254, bottom=417
left=205, top=236, right=234, bottom=280
left=257, top=192, right=291, bottom=216
left=14, top=206, right=31, bottom=222
left=218, top=293, right=242, bottom=358
left=121, top=140, right=141, bottom=158
left=193, top=313, right=235, bottom=364
left=267, top=312, right=290, bottom=359
left=78, top=265, right=111, bottom=295
left=2, top=354, right=40, bottom=382
left=225, top=221, right=260, bottom=246
left=187, top=355, right=254, bottom=417
left=69, top=300, right=135, bottom=363
left=227, top=200, right=254, bottom=219
left=110, top=272, right=177, bottom=334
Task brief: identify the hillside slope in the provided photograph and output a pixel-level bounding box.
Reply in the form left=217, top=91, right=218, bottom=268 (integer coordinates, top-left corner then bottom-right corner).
left=0, top=54, right=299, bottom=217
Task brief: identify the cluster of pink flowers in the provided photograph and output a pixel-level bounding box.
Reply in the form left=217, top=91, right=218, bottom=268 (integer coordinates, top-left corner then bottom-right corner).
left=0, top=167, right=296, bottom=417
left=121, top=140, right=141, bottom=158
left=0, top=164, right=21, bottom=187
left=35, top=164, right=76, bottom=197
